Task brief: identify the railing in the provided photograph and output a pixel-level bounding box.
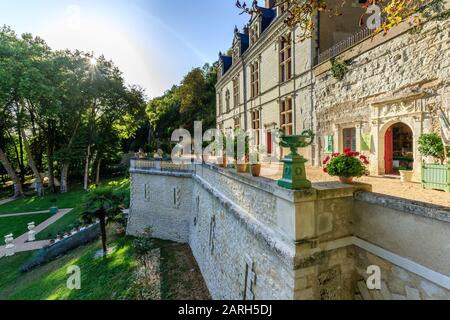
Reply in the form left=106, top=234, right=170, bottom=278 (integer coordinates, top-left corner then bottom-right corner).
left=130, top=158, right=195, bottom=173
left=317, top=22, right=384, bottom=65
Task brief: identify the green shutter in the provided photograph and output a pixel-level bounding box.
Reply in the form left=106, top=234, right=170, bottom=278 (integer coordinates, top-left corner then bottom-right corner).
left=324, top=135, right=334, bottom=154
left=361, top=133, right=371, bottom=151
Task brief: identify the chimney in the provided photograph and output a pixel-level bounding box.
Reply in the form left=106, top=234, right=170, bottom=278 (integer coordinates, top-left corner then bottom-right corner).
left=265, top=0, right=275, bottom=8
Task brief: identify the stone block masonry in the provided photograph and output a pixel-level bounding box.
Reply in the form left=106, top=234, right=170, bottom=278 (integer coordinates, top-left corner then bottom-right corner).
left=127, top=163, right=450, bottom=300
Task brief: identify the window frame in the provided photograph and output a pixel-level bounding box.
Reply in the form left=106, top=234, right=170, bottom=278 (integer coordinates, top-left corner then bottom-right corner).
left=233, top=77, right=240, bottom=109
left=280, top=97, right=293, bottom=135
left=279, top=34, right=292, bottom=83
left=251, top=109, right=261, bottom=146
left=250, top=61, right=260, bottom=99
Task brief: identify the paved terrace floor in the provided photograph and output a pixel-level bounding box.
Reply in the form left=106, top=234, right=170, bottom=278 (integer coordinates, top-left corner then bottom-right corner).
left=259, top=164, right=450, bottom=208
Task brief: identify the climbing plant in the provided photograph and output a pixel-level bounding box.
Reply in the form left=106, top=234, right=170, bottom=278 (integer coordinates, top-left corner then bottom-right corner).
left=330, top=58, right=351, bottom=81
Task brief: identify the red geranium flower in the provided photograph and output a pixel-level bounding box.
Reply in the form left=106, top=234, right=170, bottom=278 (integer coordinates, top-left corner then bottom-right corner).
left=323, top=156, right=331, bottom=165
left=323, top=167, right=328, bottom=173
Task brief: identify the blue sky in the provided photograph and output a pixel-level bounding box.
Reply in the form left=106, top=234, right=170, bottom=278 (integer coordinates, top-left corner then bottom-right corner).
left=0, top=0, right=263, bottom=98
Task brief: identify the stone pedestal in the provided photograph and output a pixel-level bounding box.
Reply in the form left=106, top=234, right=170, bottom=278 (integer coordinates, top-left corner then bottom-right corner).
left=4, top=234, right=15, bottom=257
left=278, top=155, right=312, bottom=190
left=28, top=222, right=36, bottom=242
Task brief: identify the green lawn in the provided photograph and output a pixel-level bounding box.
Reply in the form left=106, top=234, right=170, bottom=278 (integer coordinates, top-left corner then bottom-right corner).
left=0, top=188, right=87, bottom=215
left=0, top=177, right=130, bottom=241
left=35, top=207, right=83, bottom=241
left=0, top=236, right=137, bottom=300
left=0, top=212, right=54, bottom=239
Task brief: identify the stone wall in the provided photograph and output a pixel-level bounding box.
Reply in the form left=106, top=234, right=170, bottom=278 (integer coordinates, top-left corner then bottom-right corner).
left=352, top=192, right=450, bottom=300
left=127, top=164, right=450, bottom=300
left=127, top=170, right=193, bottom=243
left=313, top=16, right=450, bottom=180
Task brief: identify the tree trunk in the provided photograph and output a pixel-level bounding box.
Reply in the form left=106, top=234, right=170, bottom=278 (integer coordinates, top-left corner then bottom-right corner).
left=21, top=129, right=44, bottom=196
left=0, top=147, right=24, bottom=198
left=47, top=143, right=55, bottom=193
left=60, top=162, right=70, bottom=193
left=99, top=213, right=108, bottom=255
left=84, top=145, right=91, bottom=191
left=95, top=158, right=102, bottom=186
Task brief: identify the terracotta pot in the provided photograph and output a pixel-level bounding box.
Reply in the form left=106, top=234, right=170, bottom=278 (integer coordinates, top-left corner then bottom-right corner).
left=236, top=163, right=248, bottom=173
left=251, top=164, right=262, bottom=177
left=218, top=156, right=227, bottom=168
left=339, top=176, right=354, bottom=184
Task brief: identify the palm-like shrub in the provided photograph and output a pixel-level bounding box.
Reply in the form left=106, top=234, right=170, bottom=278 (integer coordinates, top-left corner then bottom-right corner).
left=81, top=187, right=124, bottom=255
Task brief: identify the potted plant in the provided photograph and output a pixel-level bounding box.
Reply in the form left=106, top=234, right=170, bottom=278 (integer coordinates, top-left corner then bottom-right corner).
left=398, top=167, right=414, bottom=183
left=234, top=132, right=250, bottom=173
left=323, top=149, right=369, bottom=184
left=419, top=133, right=450, bottom=192
left=249, top=145, right=265, bottom=177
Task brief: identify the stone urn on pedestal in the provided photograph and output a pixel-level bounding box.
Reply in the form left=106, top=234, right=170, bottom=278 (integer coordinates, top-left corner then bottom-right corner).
left=4, top=234, right=15, bottom=257
left=28, top=222, right=36, bottom=242
left=277, top=130, right=315, bottom=190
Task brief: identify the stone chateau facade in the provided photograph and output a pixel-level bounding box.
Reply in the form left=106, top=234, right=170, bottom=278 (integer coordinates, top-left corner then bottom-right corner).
left=216, top=0, right=450, bottom=181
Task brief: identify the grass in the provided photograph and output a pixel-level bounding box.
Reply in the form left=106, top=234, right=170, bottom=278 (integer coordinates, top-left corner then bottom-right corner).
left=0, top=176, right=210, bottom=300
left=0, top=188, right=87, bottom=215
left=0, top=234, right=137, bottom=300
left=0, top=234, right=210, bottom=300
left=0, top=177, right=130, bottom=241
left=0, top=251, right=33, bottom=290
left=0, top=212, right=53, bottom=239
left=35, top=207, right=83, bottom=241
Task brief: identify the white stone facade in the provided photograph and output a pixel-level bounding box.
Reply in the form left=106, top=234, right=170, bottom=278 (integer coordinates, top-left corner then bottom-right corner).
left=217, top=2, right=450, bottom=178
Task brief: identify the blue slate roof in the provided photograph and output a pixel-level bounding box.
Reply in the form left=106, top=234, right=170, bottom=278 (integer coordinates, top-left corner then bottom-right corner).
left=219, top=55, right=232, bottom=75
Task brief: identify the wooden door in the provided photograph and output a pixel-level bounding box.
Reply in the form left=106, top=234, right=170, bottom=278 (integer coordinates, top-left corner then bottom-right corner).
left=385, top=128, right=394, bottom=174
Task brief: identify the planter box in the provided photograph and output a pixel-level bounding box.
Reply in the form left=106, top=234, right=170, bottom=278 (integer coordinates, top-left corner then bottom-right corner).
left=422, top=164, right=450, bottom=193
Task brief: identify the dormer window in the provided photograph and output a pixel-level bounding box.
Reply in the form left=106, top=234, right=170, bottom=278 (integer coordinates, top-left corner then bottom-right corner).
left=250, top=23, right=259, bottom=45
left=233, top=46, right=240, bottom=63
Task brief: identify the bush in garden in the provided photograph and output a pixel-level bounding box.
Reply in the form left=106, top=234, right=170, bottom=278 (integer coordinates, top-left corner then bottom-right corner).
left=323, top=149, right=369, bottom=178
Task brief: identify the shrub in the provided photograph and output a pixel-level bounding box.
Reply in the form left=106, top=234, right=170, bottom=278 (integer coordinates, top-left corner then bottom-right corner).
left=418, top=133, right=446, bottom=164
left=323, top=149, right=369, bottom=178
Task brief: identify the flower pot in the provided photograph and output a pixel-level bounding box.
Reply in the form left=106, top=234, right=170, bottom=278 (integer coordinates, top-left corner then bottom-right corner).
left=339, top=177, right=354, bottom=184
left=399, top=170, right=413, bottom=183
left=251, top=164, right=262, bottom=177
left=236, top=163, right=248, bottom=173
left=218, top=156, right=227, bottom=168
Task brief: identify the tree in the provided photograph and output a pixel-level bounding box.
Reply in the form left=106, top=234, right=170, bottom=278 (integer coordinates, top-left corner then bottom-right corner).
left=236, top=0, right=447, bottom=41
left=418, top=133, right=446, bottom=164
left=81, top=187, right=124, bottom=256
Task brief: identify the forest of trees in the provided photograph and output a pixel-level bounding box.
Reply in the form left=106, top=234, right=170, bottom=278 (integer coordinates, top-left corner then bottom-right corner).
left=0, top=26, right=217, bottom=198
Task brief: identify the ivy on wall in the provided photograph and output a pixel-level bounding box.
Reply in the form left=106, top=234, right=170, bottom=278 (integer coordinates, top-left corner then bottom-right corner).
left=330, top=58, right=351, bottom=81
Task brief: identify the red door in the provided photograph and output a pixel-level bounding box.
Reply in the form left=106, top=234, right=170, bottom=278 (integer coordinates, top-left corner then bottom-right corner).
left=385, top=128, right=394, bottom=174
left=267, top=131, right=272, bottom=155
